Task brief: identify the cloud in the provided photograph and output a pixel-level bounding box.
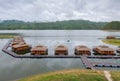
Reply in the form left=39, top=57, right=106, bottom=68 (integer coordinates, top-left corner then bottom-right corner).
left=0, top=0, right=120, bottom=22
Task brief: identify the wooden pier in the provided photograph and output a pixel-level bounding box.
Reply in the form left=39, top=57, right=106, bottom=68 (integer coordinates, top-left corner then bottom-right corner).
left=81, top=55, right=94, bottom=69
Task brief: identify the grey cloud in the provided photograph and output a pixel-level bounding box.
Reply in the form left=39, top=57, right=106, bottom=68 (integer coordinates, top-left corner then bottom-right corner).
left=0, top=0, right=120, bottom=22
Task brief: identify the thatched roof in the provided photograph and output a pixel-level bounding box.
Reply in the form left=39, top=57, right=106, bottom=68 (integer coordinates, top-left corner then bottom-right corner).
left=12, top=44, right=29, bottom=49
left=96, top=45, right=114, bottom=51
left=75, top=45, right=90, bottom=51
left=31, top=45, right=47, bottom=51
left=55, top=45, right=68, bottom=51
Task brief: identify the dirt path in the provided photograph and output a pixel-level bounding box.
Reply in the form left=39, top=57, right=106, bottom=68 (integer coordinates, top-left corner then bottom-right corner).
left=104, top=71, right=113, bottom=81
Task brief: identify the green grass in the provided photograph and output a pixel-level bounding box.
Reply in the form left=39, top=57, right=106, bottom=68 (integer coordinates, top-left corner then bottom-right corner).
left=0, top=33, right=20, bottom=39
left=111, top=71, right=120, bottom=81
left=102, top=39, right=120, bottom=46
left=17, top=69, right=107, bottom=81
left=0, top=35, right=19, bottom=39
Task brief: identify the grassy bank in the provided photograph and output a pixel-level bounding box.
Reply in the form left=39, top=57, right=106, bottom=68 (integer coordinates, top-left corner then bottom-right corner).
left=0, top=33, right=20, bottom=39
left=0, top=35, right=17, bottom=39
left=111, top=71, right=120, bottom=81
left=102, top=39, right=120, bottom=46
left=17, top=69, right=107, bottom=81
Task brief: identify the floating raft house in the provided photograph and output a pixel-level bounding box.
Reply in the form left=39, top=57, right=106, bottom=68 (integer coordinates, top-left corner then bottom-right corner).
left=93, top=45, right=115, bottom=55
left=75, top=45, right=91, bottom=55
left=55, top=45, right=68, bottom=55
left=31, top=45, right=48, bottom=55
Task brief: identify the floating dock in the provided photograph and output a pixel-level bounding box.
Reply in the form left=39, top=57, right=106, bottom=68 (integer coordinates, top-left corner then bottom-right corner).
left=2, top=39, right=120, bottom=59
left=2, top=40, right=120, bottom=69
left=92, top=62, right=120, bottom=68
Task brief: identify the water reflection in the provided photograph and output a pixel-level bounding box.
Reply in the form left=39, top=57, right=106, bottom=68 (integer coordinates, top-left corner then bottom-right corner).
left=0, top=30, right=120, bottom=81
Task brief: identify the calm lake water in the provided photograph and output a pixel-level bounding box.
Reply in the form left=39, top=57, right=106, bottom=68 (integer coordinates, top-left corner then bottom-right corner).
left=0, top=30, right=120, bottom=81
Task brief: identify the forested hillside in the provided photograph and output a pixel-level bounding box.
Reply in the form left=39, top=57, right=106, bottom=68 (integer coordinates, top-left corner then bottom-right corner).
left=103, top=21, right=120, bottom=30
left=0, top=20, right=107, bottom=30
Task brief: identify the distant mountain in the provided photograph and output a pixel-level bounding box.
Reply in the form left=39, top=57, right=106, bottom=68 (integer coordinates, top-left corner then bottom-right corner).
left=0, top=19, right=107, bottom=30
left=103, top=21, right=120, bottom=30
left=2, top=20, right=24, bottom=24
left=54, top=20, right=107, bottom=29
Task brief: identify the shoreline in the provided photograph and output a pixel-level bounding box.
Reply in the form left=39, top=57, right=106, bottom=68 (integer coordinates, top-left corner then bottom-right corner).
left=16, top=69, right=120, bottom=81
left=15, top=69, right=106, bottom=81
left=102, top=39, right=120, bottom=46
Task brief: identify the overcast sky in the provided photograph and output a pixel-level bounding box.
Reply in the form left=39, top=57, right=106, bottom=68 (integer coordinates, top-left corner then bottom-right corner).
left=0, top=0, right=120, bottom=22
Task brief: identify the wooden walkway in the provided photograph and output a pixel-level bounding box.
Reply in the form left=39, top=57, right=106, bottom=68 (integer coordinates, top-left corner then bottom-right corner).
left=81, top=55, right=94, bottom=69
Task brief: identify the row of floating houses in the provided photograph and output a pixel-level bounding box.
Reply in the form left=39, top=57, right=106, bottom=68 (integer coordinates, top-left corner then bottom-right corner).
left=4, top=36, right=120, bottom=69
left=11, top=36, right=120, bottom=55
